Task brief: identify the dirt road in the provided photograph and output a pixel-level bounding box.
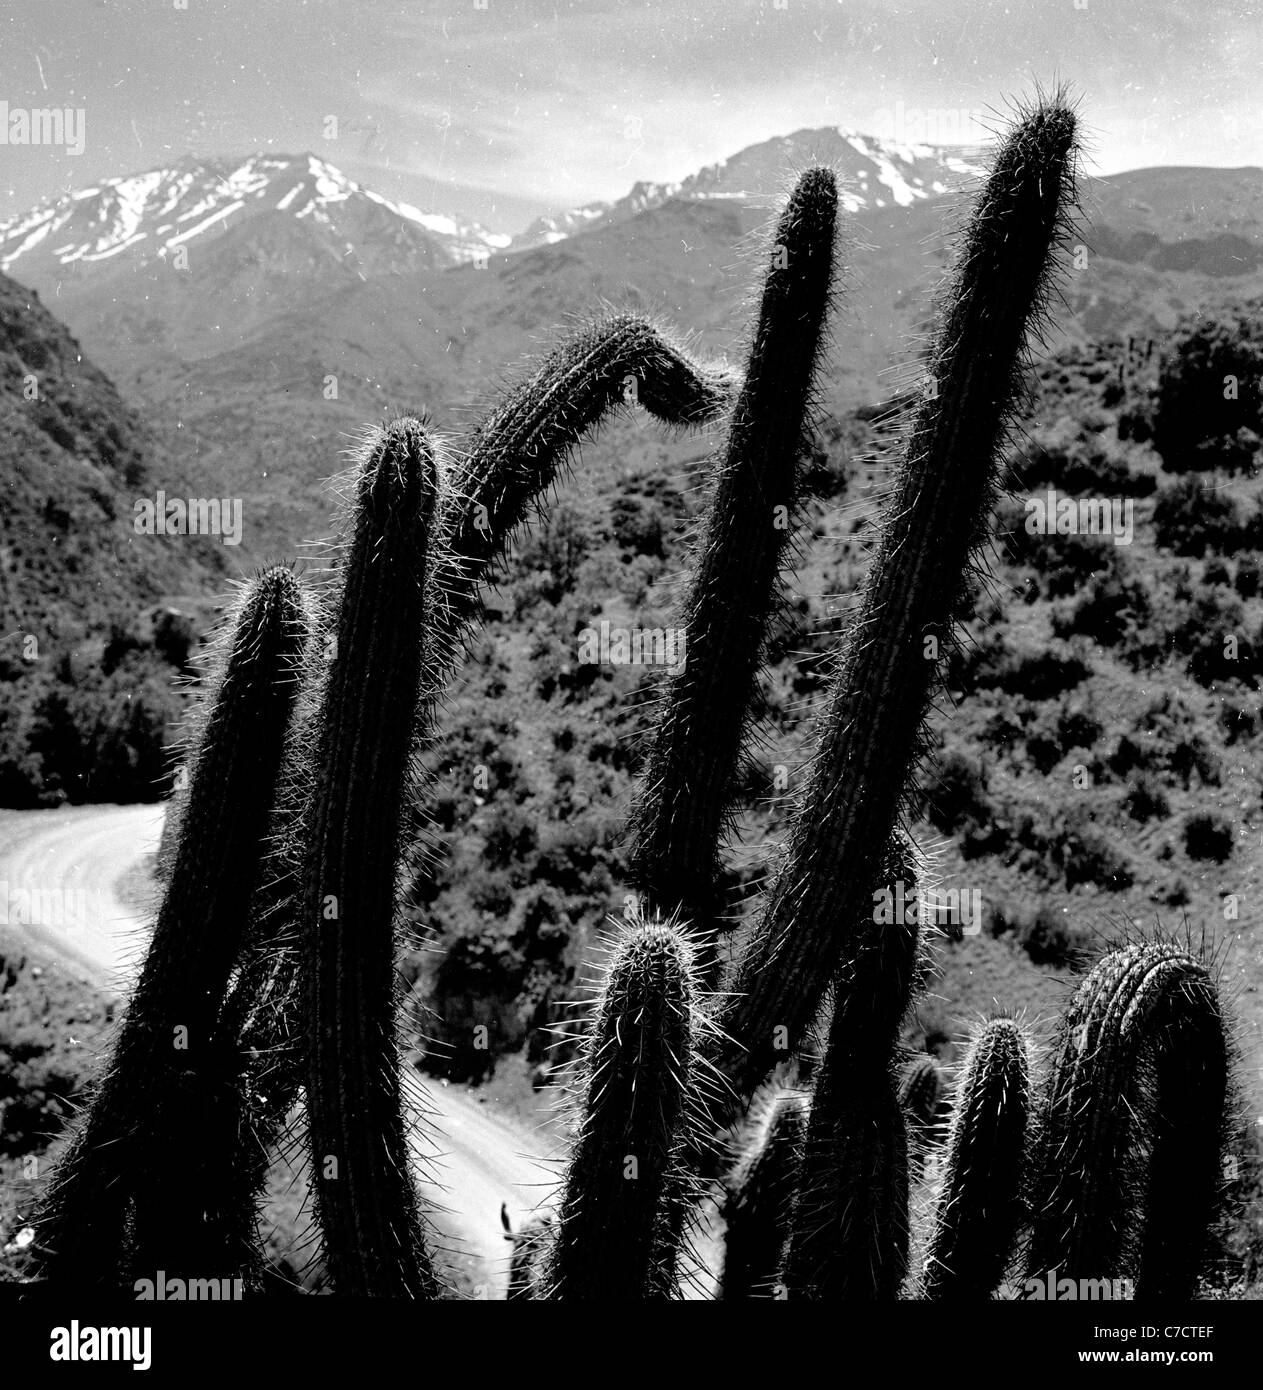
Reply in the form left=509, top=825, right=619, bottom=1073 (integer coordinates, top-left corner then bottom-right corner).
left=0, top=802, right=556, bottom=1298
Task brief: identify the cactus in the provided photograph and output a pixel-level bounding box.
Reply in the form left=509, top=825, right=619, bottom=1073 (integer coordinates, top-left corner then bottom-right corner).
left=719, top=1081, right=809, bottom=1299
left=427, top=316, right=735, bottom=694
left=710, top=95, right=1081, bottom=1106
left=298, top=418, right=443, bottom=1299
left=781, top=833, right=923, bottom=1299
left=542, top=913, right=703, bottom=1300
left=921, top=1016, right=1032, bottom=1300
left=625, top=169, right=837, bottom=967
left=898, top=1053, right=944, bottom=1140
left=24, top=89, right=1242, bottom=1305
left=32, top=567, right=312, bottom=1287
left=1026, top=940, right=1231, bottom=1298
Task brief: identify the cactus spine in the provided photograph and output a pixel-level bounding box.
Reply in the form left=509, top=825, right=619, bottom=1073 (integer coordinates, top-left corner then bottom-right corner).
left=922, top=1016, right=1032, bottom=1300
left=301, top=418, right=441, bottom=1299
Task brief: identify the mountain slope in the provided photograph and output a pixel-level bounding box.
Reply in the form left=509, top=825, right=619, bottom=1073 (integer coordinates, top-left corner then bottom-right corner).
left=0, top=272, right=224, bottom=804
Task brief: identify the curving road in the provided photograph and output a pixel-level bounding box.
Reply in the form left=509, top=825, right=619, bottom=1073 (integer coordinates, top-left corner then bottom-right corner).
left=0, top=802, right=557, bottom=1298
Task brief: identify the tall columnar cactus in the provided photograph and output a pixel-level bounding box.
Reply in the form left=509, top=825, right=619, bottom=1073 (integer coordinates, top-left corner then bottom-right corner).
left=300, top=417, right=442, bottom=1299
left=719, top=1080, right=809, bottom=1299
left=711, top=96, right=1080, bottom=1106
left=921, top=1016, right=1032, bottom=1300
left=781, top=833, right=924, bottom=1299
left=543, top=914, right=702, bottom=1301
left=1026, top=940, right=1231, bottom=1298
left=626, top=169, right=837, bottom=963
left=32, top=567, right=312, bottom=1287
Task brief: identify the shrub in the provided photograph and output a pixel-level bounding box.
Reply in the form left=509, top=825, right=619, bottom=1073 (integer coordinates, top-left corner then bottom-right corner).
left=1154, top=307, right=1263, bottom=471
left=1122, top=775, right=1170, bottom=823
left=1184, top=813, right=1234, bottom=863
left=1154, top=477, right=1242, bottom=557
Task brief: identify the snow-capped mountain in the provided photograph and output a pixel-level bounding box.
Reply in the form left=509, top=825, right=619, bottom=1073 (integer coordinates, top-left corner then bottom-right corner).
left=509, top=127, right=988, bottom=251
left=0, top=153, right=509, bottom=290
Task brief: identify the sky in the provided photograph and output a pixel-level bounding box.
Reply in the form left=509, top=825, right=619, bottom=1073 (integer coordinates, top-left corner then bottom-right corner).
left=0, top=0, right=1259, bottom=233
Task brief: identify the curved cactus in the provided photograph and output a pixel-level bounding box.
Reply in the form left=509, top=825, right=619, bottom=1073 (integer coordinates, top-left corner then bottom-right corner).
left=712, top=96, right=1081, bottom=1105
left=428, top=314, right=735, bottom=685
left=32, top=566, right=312, bottom=1287
left=543, top=914, right=701, bottom=1301
left=300, top=417, right=442, bottom=1299
left=922, top=1016, right=1032, bottom=1300
left=1026, top=940, right=1231, bottom=1298
left=719, top=1080, right=809, bottom=1299
left=626, top=169, right=838, bottom=965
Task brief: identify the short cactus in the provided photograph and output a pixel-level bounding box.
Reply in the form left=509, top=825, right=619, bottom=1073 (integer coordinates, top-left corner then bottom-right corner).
left=719, top=1081, right=809, bottom=1299
left=922, top=1016, right=1033, bottom=1300
left=898, top=1053, right=944, bottom=1140
left=1026, top=940, right=1231, bottom=1298
left=542, top=914, right=702, bottom=1301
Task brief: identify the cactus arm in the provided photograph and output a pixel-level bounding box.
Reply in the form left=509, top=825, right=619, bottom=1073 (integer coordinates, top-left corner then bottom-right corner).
left=429, top=314, right=735, bottom=678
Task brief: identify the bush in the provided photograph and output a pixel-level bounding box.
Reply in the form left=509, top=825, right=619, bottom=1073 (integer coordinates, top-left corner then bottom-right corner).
left=1014, top=906, right=1082, bottom=968
left=1184, top=813, right=1234, bottom=862
left=1154, top=307, right=1263, bottom=471
left=925, top=748, right=992, bottom=835
left=1053, top=569, right=1151, bottom=646
left=1153, top=477, right=1241, bottom=557
left=1121, top=775, right=1170, bottom=823
left=1012, top=416, right=1156, bottom=497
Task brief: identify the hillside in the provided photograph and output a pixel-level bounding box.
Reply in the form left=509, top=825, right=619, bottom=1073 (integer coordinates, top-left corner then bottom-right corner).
left=0, top=273, right=224, bottom=805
